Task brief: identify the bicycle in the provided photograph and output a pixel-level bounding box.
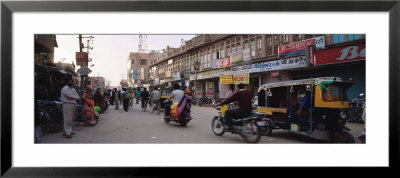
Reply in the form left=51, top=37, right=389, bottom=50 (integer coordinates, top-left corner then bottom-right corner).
left=74, top=104, right=99, bottom=126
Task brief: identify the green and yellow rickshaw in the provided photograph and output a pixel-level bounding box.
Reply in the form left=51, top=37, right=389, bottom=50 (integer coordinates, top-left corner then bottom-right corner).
left=256, top=77, right=356, bottom=143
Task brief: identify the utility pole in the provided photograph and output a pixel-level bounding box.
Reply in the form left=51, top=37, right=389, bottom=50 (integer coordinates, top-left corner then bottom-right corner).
left=79, top=34, right=84, bottom=104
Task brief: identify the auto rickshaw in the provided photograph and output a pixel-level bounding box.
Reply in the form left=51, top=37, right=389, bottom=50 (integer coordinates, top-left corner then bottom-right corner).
left=159, top=86, right=173, bottom=112
left=256, top=77, right=356, bottom=143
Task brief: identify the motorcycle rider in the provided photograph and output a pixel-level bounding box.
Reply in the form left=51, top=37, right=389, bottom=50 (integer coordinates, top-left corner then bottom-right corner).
left=164, top=84, right=184, bottom=116
left=150, top=87, right=161, bottom=113
left=219, top=83, right=253, bottom=130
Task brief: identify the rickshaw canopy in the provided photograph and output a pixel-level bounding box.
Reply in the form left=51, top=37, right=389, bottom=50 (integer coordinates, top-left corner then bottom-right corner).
left=260, top=77, right=345, bottom=89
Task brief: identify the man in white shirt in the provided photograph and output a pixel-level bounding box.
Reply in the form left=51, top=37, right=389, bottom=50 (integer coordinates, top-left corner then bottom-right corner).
left=61, top=79, right=80, bottom=138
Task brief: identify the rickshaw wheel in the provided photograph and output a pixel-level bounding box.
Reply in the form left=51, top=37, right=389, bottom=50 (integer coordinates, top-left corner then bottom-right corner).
left=164, top=117, right=170, bottom=124
left=334, top=131, right=355, bottom=143
left=265, top=125, right=272, bottom=136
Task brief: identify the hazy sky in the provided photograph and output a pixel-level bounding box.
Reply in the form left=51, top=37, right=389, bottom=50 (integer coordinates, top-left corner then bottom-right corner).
left=54, top=35, right=195, bottom=86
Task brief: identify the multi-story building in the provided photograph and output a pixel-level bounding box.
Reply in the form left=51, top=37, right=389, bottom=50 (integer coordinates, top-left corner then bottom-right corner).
left=149, top=34, right=365, bottom=100
left=34, top=34, right=58, bottom=65
left=127, top=51, right=159, bottom=88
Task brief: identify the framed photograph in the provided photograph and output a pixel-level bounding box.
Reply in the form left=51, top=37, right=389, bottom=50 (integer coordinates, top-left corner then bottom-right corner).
left=1, top=0, right=399, bottom=177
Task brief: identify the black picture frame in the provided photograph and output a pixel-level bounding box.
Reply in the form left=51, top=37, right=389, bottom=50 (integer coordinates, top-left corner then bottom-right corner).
left=1, top=0, right=399, bottom=177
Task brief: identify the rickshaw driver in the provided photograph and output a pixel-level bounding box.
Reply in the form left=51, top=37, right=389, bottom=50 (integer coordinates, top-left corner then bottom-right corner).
left=296, top=85, right=312, bottom=122
left=219, top=84, right=253, bottom=130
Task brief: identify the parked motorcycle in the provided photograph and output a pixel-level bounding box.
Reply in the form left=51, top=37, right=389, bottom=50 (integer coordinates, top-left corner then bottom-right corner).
left=163, top=101, right=192, bottom=127
left=211, top=103, right=263, bottom=143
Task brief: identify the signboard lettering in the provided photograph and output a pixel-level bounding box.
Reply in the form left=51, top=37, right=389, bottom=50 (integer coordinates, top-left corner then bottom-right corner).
left=76, top=52, right=88, bottom=66
left=278, top=39, right=314, bottom=58
left=315, top=43, right=365, bottom=65
left=220, top=75, right=233, bottom=84
left=233, top=74, right=249, bottom=84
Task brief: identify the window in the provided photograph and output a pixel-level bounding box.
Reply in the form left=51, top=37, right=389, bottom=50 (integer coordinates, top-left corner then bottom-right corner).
left=236, top=43, right=241, bottom=51
left=244, top=41, right=249, bottom=50
left=257, top=37, right=262, bottom=49
left=227, top=47, right=231, bottom=57
left=274, top=35, right=280, bottom=46
left=332, top=34, right=345, bottom=44
left=231, top=45, right=235, bottom=53
left=282, top=34, right=289, bottom=44
left=140, top=59, right=147, bottom=65
left=131, top=59, right=134, bottom=64
left=266, top=36, right=272, bottom=48
left=295, top=34, right=303, bottom=41
left=347, top=34, right=361, bottom=41
left=220, top=49, right=225, bottom=58
left=250, top=40, right=256, bottom=57
left=322, top=85, right=348, bottom=101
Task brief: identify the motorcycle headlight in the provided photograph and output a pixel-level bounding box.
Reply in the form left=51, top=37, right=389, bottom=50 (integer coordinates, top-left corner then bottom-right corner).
left=340, top=112, right=346, bottom=119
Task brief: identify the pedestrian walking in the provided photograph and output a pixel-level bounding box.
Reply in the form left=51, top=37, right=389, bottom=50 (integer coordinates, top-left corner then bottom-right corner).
left=113, top=89, right=121, bottom=109
left=122, top=88, right=129, bottom=112
left=60, top=79, right=80, bottom=138
left=140, top=88, right=149, bottom=112
left=135, top=88, right=140, bottom=104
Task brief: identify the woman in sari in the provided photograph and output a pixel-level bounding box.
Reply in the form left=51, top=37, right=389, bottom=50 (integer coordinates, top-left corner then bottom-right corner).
left=82, top=85, right=95, bottom=126
left=178, top=88, right=192, bottom=118
left=94, top=88, right=105, bottom=113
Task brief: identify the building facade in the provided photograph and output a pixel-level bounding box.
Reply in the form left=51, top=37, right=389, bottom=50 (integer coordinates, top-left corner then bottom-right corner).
left=127, top=51, right=159, bottom=88
left=149, top=34, right=365, bottom=100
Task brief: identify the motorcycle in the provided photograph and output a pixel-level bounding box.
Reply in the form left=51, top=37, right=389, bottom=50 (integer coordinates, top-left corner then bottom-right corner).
left=163, top=101, right=192, bottom=127
left=211, top=103, right=263, bottom=143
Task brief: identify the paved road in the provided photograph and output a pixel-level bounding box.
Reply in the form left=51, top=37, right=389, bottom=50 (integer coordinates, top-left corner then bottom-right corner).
left=40, top=103, right=364, bottom=144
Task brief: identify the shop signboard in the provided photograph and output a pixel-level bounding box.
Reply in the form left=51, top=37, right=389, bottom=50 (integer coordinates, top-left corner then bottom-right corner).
left=280, top=56, right=309, bottom=69
left=76, top=52, right=88, bottom=66
left=77, top=66, right=92, bottom=76
left=233, top=73, right=249, bottom=84
left=206, top=82, right=215, bottom=98
left=315, top=43, right=365, bottom=65
left=212, top=59, right=219, bottom=69
left=160, top=79, right=165, bottom=84
left=172, top=71, right=181, bottom=81
left=230, top=51, right=244, bottom=65
left=220, top=75, right=233, bottom=84
left=231, top=64, right=252, bottom=74
left=165, top=71, right=172, bottom=78
left=314, top=36, right=326, bottom=50
left=251, top=60, right=280, bottom=73
left=278, top=39, right=314, bottom=58
left=305, top=45, right=315, bottom=66
left=218, top=57, right=231, bottom=68
left=243, top=49, right=251, bottom=63
left=183, top=69, right=191, bottom=79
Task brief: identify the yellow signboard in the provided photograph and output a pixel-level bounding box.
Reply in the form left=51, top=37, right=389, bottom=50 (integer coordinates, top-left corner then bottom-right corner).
left=220, top=75, right=233, bottom=84
left=233, top=73, right=249, bottom=84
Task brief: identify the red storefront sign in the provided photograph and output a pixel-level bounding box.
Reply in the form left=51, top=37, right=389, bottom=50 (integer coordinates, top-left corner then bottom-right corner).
left=76, top=52, right=88, bottom=66
left=316, top=43, right=365, bottom=65
left=278, top=39, right=314, bottom=57
left=218, top=57, right=231, bottom=68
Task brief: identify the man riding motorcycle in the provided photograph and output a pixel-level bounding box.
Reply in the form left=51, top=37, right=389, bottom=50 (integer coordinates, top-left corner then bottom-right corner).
left=219, top=83, right=253, bottom=130
left=164, top=84, right=184, bottom=116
